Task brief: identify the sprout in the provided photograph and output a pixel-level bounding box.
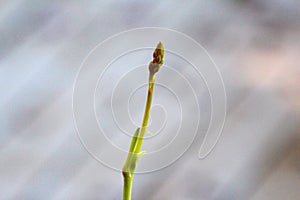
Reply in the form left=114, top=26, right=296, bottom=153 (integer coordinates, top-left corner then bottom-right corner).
left=122, top=42, right=165, bottom=200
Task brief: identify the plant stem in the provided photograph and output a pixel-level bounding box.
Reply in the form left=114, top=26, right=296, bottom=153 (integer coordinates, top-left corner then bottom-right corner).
left=122, top=172, right=133, bottom=200
left=122, top=42, right=164, bottom=200
left=122, top=73, right=154, bottom=200
left=133, top=73, right=154, bottom=153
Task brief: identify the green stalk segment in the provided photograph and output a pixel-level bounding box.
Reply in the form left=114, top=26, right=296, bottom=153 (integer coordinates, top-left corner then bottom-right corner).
left=122, top=42, right=164, bottom=200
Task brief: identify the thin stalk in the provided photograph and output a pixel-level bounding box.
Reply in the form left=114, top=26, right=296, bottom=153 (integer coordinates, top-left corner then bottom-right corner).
left=122, top=74, right=154, bottom=200
left=122, top=42, right=164, bottom=200
left=133, top=73, right=154, bottom=154
left=122, top=172, right=133, bottom=200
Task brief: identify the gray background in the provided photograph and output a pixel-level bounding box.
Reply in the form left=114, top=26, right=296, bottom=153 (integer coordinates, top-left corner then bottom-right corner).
left=0, top=0, right=299, bottom=199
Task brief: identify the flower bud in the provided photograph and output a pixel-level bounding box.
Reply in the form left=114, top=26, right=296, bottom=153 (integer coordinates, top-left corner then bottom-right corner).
left=149, top=42, right=164, bottom=74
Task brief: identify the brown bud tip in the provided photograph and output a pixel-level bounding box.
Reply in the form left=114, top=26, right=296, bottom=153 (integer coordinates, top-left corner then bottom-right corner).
left=149, top=42, right=164, bottom=74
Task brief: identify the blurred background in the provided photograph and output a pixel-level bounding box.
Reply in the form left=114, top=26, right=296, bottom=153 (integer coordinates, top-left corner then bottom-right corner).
left=0, top=0, right=299, bottom=199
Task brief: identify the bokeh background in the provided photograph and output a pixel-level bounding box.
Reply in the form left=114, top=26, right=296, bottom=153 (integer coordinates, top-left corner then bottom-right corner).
left=1, top=0, right=299, bottom=199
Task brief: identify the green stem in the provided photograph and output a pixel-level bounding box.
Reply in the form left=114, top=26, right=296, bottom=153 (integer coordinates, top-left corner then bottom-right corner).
left=133, top=73, right=155, bottom=153
left=122, top=172, right=133, bottom=200
left=122, top=73, right=155, bottom=200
